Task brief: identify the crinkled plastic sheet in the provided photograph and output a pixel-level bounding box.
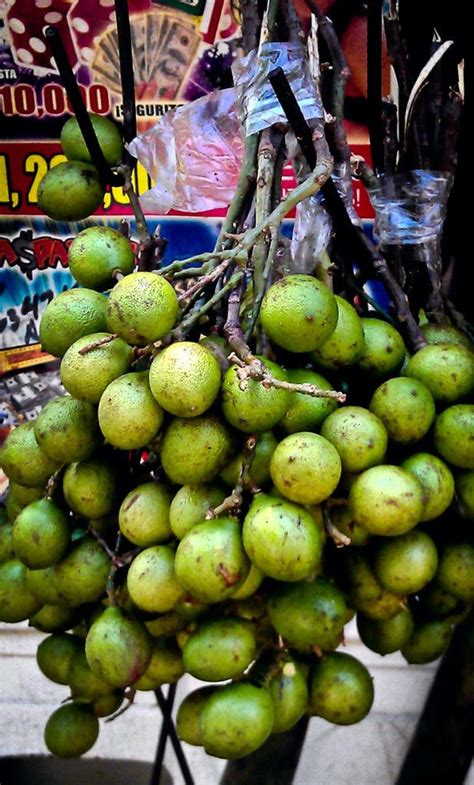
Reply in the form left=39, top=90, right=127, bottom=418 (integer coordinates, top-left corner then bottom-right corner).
left=233, top=42, right=324, bottom=136
left=128, top=88, right=244, bottom=214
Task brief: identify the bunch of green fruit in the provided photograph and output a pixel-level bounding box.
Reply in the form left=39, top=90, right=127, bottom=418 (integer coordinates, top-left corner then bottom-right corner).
left=1, top=246, right=473, bottom=761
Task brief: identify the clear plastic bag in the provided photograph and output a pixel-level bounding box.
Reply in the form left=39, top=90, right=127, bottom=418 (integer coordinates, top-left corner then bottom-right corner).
left=232, top=42, right=324, bottom=137
left=128, top=88, right=244, bottom=214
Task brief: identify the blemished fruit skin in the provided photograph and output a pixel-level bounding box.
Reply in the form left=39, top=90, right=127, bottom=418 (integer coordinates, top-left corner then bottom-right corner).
left=401, top=619, right=452, bottom=664
left=68, top=226, right=134, bottom=290
left=150, top=342, right=221, bottom=417
left=270, top=432, right=342, bottom=505
left=0, top=559, right=42, bottom=622
left=404, top=343, right=474, bottom=402
left=320, top=406, right=388, bottom=473
left=169, top=485, right=226, bottom=540
left=0, top=523, right=15, bottom=563
left=63, top=458, right=119, bottom=519
left=182, top=618, right=257, bottom=681
left=0, top=422, right=61, bottom=488
left=119, top=483, right=172, bottom=546
left=38, top=161, right=104, bottom=222
left=433, top=405, right=474, bottom=469
left=401, top=453, right=454, bottom=521
left=85, top=606, right=152, bottom=688
left=309, top=652, right=374, bottom=725
left=221, top=357, right=290, bottom=433
left=34, top=396, right=101, bottom=464
left=160, top=415, right=235, bottom=485
left=176, top=687, right=215, bottom=746
left=356, top=607, right=415, bottom=655
left=312, top=295, right=365, bottom=369
left=369, top=377, right=436, bottom=444
left=52, top=537, right=110, bottom=607
left=242, top=494, right=323, bottom=581
left=60, top=333, right=132, bottom=404
left=25, top=565, right=69, bottom=607
left=36, top=633, right=83, bottom=685
left=61, top=113, right=124, bottom=167
left=358, top=318, right=406, bottom=377
left=373, top=530, right=439, bottom=595
left=106, top=272, right=179, bottom=345
left=456, top=471, right=474, bottom=519
left=200, top=682, right=275, bottom=759
left=436, top=542, right=474, bottom=603
left=349, top=465, right=424, bottom=536
left=44, top=704, right=99, bottom=758
left=126, top=546, right=185, bottom=613
left=12, top=498, right=70, bottom=569
left=268, top=659, right=309, bottom=733
left=39, top=288, right=108, bottom=357
left=98, top=372, right=164, bottom=449
left=421, top=322, right=473, bottom=350
left=260, top=274, right=338, bottom=352
left=133, top=638, right=184, bottom=690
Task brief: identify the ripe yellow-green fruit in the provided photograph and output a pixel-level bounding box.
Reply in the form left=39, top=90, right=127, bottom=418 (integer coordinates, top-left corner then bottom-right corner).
left=433, top=405, right=474, bottom=469
left=401, top=453, right=454, bottom=521
left=358, top=318, right=406, bottom=377
left=61, top=113, right=124, bottom=167
left=221, top=431, right=278, bottom=488
left=0, top=422, right=61, bottom=487
left=421, top=322, right=473, bottom=350
left=36, top=633, right=83, bottom=685
left=0, top=559, right=42, bottom=622
left=176, top=687, right=215, bottom=746
left=85, top=606, right=152, bottom=688
left=221, top=357, right=290, bottom=433
left=38, top=161, right=104, bottom=222
left=268, top=658, right=309, bottom=733
left=160, top=414, right=235, bottom=485
left=25, top=566, right=68, bottom=606
left=312, top=295, right=365, bottom=369
left=34, top=396, right=101, bottom=463
left=28, top=604, right=79, bottom=634
left=405, top=343, right=474, bottom=402
left=13, top=498, right=70, bottom=569
left=182, top=617, right=256, bottom=681
left=308, top=652, right=374, bottom=725
left=44, top=703, right=99, bottom=758
left=92, top=691, right=124, bottom=718
left=39, top=288, right=108, bottom=357
left=436, top=542, right=474, bottom=602
left=98, top=372, right=164, bottom=449
left=63, top=458, right=119, bottom=519
left=169, top=484, right=226, bottom=540
left=60, top=333, right=132, bottom=404
left=373, top=530, right=438, bottom=595
left=106, top=272, right=179, bottom=345
left=119, top=483, right=172, bottom=546
left=357, top=607, right=414, bottom=655
left=279, top=369, right=338, bottom=434
left=456, top=471, right=474, bottom=519
left=0, top=522, right=14, bottom=563
left=127, top=546, right=185, bottom=613
left=369, top=377, right=435, bottom=444
left=231, top=563, right=264, bottom=600
left=329, top=505, right=371, bottom=546
left=401, top=619, right=452, bottom=664
left=6, top=482, right=44, bottom=507
left=270, top=432, right=341, bottom=505
left=68, top=650, right=115, bottom=703
left=149, top=341, right=221, bottom=417
left=260, top=274, right=338, bottom=352
left=134, top=638, right=184, bottom=690
left=68, top=226, right=135, bottom=290
left=53, top=537, right=110, bottom=607
left=321, top=406, right=388, bottom=473
left=349, top=465, right=424, bottom=536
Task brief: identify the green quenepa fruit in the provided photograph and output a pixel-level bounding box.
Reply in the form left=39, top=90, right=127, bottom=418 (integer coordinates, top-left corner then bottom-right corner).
left=68, top=226, right=134, bottom=290
left=242, top=494, right=323, bottom=581
left=321, top=406, right=388, bottom=473
left=267, top=578, right=347, bottom=651
left=175, top=517, right=250, bottom=603
left=404, top=343, right=474, bottom=402
left=85, top=606, right=152, bottom=688
left=231, top=564, right=265, bottom=600
left=0, top=559, right=42, bottom=622
left=260, top=274, right=338, bottom=353
left=415, top=582, right=462, bottom=620
left=25, top=565, right=68, bottom=606
left=60, top=333, right=132, bottom=404
left=61, top=113, right=124, bottom=167
left=63, top=458, right=119, bottom=519
left=357, top=607, right=415, bottom=655
left=28, top=604, right=79, bottom=634
left=401, top=619, right=452, bottom=664
left=221, top=357, right=290, bottom=433
left=309, top=651, right=374, bottom=725
left=92, top=691, right=124, bottom=718
left=160, top=414, right=235, bottom=485
left=169, top=484, right=226, bottom=540
left=374, top=530, right=438, bottom=595
left=434, top=405, right=474, bottom=469
left=335, top=549, right=403, bottom=620
left=0, top=522, right=15, bottom=563
left=13, top=498, right=71, bottom=569
left=270, top=432, right=341, bottom=505
left=0, top=422, right=61, bottom=487
left=183, top=617, right=256, bottom=681
left=36, top=633, right=83, bottom=685
left=421, top=322, right=473, bottom=350
left=126, top=545, right=185, bottom=613
left=176, top=687, right=215, bottom=746
left=34, top=395, right=101, bottom=464
left=119, top=483, right=172, bottom=546
left=312, top=295, right=365, bottom=369
left=200, top=334, right=231, bottom=371
left=5, top=493, right=22, bottom=524
left=355, top=591, right=403, bottom=621
left=401, top=453, right=454, bottom=521
left=39, top=288, right=109, bottom=358
left=53, top=536, right=110, bottom=607
left=200, top=682, right=274, bottom=759
left=107, top=272, right=179, bottom=345
left=221, top=431, right=278, bottom=488
left=349, top=465, right=424, bottom=536
left=278, top=369, right=338, bottom=434
left=7, top=481, right=44, bottom=507
left=456, top=471, right=474, bottom=519
left=358, top=318, right=406, bottom=377
left=134, top=638, right=185, bottom=690
left=98, top=372, right=164, bottom=449
left=436, top=541, right=474, bottom=602
left=369, top=377, right=436, bottom=444
left=268, top=658, right=309, bottom=733
left=68, top=649, right=116, bottom=703
left=144, top=612, right=187, bottom=638
left=44, top=703, right=99, bottom=758
left=329, top=505, right=371, bottom=547
left=150, top=342, right=221, bottom=417
left=38, top=161, right=104, bottom=222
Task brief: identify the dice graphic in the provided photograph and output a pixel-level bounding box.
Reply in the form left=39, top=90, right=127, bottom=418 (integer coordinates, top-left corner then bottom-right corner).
left=7, top=0, right=78, bottom=74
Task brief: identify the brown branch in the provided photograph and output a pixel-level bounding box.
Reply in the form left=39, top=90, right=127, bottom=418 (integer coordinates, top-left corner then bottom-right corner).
left=78, top=334, right=118, bottom=355
left=206, top=434, right=258, bottom=519
left=105, top=688, right=136, bottom=722
left=322, top=505, right=351, bottom=548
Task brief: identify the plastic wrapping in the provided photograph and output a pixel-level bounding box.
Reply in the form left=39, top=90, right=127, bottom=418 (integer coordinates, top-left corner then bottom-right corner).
left=128, top=88, right=244, bottom=214
left=232, top=42, right=324, bottom=137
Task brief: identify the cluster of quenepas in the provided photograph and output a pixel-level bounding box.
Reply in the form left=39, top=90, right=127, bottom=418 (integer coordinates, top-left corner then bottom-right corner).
left=0, top=115, right=473, bottom=761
